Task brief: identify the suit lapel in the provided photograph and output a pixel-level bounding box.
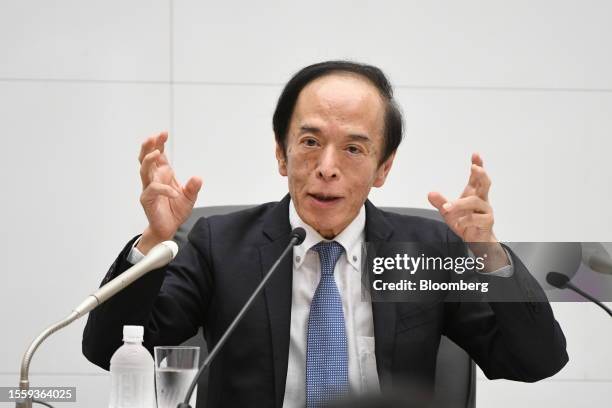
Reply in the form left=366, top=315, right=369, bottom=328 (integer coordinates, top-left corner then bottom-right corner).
left=364, top=200, right=397, bottom=388
left=259, top=194, right=293, bottom=408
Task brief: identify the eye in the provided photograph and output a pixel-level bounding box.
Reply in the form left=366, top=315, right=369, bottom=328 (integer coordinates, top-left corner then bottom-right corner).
left=346, top=145, right=363, bottom=155
left=302, top=137, right=319, bottom=147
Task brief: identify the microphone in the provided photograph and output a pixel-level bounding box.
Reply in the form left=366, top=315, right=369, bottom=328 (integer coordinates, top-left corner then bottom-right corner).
left=546, top=271, right=570, bottom=288
left=177, top=227, right=306, bottom=408
left=16, top=241, right=179, bottom=408
left=74, top=240, right=179, bottom=316
left=581, top=242, right=612, bottom=275
left=291, top=227, right=307, bottom=246
left=546, top=272, right=612, bottom=318
left=588, top=253, right=612, bottom=275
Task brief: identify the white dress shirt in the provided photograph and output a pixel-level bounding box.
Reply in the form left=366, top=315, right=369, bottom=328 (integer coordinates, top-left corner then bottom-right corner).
left=282, top=201, right=379, bottom=408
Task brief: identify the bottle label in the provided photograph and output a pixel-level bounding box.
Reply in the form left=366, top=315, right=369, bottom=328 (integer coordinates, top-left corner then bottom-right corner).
left=109, top=372, right=154, bottom=408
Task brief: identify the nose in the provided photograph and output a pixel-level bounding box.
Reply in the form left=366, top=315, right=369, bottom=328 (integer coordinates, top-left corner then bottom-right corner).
left=316, top=146, right=340, bottom=181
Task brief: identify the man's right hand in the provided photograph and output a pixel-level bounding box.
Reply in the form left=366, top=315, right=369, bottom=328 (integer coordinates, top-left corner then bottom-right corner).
left=136, top=132, right=202, bottom=254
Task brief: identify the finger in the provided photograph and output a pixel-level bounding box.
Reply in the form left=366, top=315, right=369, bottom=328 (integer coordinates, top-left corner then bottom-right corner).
left=140, top=149, right=160, bottom=187
left=466, top=164, right=491, bottom=201
left=140, top=181, right=180, bottom=204
left=138, top=131, right=167, bottom=163
left=183, top=176, right=203, bottom=203
left=428, top=192, right=471, bottom=229
left=140, top=149, right=163, bottom=187
left=427, top=192, right=450, bottom=213
left=139, top=132, right=164, bottom=163
left=155, top=131, right=168, bottom=155
left=445, top=196, right=491, bottom=215
left=471, top=152, right=484, bottom=167
left=463, top=153, right=484, bottom=196
left=138, top=135, right=155, bottom=164
left=429, top=192, right=478, bottom=236
left=141, top=148, right=174, bottom=185
left=472, top=164, right=491, bottom=201
left=456, top=213, right=493, bottom=232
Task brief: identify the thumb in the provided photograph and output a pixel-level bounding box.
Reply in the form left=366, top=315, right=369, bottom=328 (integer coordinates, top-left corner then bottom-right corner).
left=428, top=192, right=450, bottom=214
left=183, top=176, right=203, bottom=202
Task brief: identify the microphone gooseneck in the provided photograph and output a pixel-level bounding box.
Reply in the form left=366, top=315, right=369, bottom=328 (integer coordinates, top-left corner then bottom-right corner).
left=546, top=272, right=612, bottom=318
left=15, top=241, right=178, bottom=408
left=178, top=228, right=307, bottom=408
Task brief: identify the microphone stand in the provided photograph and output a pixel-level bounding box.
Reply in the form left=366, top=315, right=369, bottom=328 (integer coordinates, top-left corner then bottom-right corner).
left=547, top=272, right=612, bottom=318
left=15, top=312, right=80, bottom=408
left=177, top=228, right=306, bottom=408
left=564, top=282, right=612, bottom=317
left=15, top=241, right=178, bottom=408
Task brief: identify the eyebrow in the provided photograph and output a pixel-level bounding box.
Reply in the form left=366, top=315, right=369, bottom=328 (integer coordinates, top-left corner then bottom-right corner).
left=299, top=125, right=321, bottom=135
left=347, top=134, right=372, bottom=144
left=299, top=125, right=373, bottom=144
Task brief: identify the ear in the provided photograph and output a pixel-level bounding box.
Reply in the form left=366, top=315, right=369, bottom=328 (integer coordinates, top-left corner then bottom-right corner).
left=373, top=151, right=396, bottom=187
left=275, top=142, right=288, bottom=176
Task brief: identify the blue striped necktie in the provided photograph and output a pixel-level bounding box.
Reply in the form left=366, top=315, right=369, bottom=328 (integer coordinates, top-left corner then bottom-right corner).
left=306, top=241, right=349, bottom=407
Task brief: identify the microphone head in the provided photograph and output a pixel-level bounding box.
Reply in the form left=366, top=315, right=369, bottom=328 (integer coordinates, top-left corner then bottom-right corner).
left=588, top=254, right=612, bottom=275
left=291, top=227, right=307, bottom=245
left=161, top=240, right=179, bottom=258
left=546, top=271, right=570, bottom=289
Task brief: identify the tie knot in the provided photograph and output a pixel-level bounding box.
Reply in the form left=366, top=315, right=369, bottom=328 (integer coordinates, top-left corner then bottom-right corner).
left=313, top=241, right=344, bottom=276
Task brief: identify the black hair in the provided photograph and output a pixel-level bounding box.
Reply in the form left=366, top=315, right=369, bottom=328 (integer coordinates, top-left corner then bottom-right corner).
left=272, top=60, right=403, bottom=165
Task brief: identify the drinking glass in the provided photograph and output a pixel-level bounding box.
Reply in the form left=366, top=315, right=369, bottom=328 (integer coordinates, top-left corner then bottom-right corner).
left=154, top=346, right=200, bottom=408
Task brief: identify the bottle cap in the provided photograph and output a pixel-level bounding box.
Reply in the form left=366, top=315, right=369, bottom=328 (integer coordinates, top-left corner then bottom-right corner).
left=123, top=325, right=144, bottom=342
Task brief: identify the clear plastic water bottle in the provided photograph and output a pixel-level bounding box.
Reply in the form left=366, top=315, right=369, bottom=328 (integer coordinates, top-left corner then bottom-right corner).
left=108, top=325, right=156, bottom=408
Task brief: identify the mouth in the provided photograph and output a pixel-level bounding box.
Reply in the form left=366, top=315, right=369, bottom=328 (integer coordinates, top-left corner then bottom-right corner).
left=308, top=193, right=343, bottom=206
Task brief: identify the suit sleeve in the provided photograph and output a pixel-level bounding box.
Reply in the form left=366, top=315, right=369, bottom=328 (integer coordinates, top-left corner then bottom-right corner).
left=442, top=229, right=569, bottom=382
left=82, top=217, right=214, bottom=370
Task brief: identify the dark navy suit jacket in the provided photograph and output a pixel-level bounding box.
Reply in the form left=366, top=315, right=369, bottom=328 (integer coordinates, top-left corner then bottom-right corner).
left=82, top=194, right=568, bottom=407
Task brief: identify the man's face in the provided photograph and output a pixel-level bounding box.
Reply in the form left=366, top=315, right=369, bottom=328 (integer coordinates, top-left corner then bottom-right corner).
left=276, top=73, right=395, bottom=238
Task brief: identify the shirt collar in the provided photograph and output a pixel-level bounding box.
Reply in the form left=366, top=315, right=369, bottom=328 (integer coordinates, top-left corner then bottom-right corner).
left=289, top=198, right=365, bottom=271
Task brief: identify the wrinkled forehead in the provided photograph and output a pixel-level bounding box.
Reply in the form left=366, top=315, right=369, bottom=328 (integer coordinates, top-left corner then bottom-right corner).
left=291, top=73, right=386, bottom=139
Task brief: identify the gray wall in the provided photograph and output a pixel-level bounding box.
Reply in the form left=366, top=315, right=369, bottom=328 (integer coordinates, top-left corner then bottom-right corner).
left=1, top=1, right=610, bottom=406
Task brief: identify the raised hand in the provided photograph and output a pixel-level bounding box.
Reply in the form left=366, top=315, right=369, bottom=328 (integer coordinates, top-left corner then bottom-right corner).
left=137, top=132, right=202, bottom=254
left=428, top=153, right=509, bottom=271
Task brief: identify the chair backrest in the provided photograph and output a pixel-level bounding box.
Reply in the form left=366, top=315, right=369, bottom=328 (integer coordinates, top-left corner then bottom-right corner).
left=177, top=205, right=476, bottom=408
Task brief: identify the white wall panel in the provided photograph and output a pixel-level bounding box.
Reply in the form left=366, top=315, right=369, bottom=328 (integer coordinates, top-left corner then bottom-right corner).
left=174, top=0, right=612, bottom=89
left=0, top=82, right=169, bottom=373
left=172, top=83, right=287, bottom=206
left=0, top=0, right=169, bottom=81
left=371, top=88, right=612, bottom=242
left=476, top=377, right=611, bottom=407
left=548, top=303, right=612, bottom=381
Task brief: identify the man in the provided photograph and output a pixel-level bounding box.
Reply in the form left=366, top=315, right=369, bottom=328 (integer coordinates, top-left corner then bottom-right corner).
left=82, top=61, right=568, bottom=407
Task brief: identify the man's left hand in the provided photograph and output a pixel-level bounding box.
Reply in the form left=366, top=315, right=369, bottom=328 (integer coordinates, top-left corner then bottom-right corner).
left=428, top=153, right=510, bottom=272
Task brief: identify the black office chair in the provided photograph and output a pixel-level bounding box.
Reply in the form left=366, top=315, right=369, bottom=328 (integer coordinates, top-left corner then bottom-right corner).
left=177, top=206, right=476, bottom=408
